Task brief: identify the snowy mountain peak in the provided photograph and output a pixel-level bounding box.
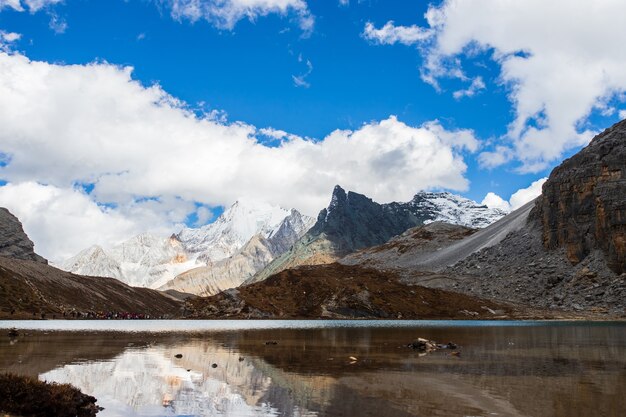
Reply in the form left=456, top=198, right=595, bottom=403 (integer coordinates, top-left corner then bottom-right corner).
left=60, top=200, right=313, bottom=289
left=409, top=191, right=508, bottom=228
left=59, top=244, right=121, bottom=279
left=176, top=199, right=291, bottom=263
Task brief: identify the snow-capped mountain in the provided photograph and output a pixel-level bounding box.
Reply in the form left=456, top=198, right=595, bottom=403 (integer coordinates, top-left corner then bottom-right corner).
left=408, top=192, right=508, bottom=228
left=59, top=200, right=313, bottom=290
left=59, top=234, right=196, bottom=288
left=160, top=209, right=315, bottom=296
left=61, top=245, right=122, bottom=279
left=176, top=199, right=291, bottom=263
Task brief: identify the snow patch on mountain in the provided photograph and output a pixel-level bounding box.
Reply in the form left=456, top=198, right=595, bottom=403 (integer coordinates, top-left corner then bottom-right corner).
left=176, top=199, right=291, bottom=263
left=59, top=200, right=313, bottom=289
left=409, top=192, right=508, bottom=228
left=160, top=209, right=315, bottom=296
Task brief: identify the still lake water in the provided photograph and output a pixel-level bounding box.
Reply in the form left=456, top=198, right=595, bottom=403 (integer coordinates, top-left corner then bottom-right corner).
left=0, top=320, right=624, bottom=417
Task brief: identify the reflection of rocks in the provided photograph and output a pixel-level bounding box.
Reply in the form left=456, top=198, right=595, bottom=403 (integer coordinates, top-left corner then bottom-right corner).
left=2, top=325, right=624, bottom=417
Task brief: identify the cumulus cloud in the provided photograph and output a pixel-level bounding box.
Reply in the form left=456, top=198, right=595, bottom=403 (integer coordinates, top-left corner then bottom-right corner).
left=366, top=1, right=626, bottom=172
left=0, top=182, right=191, bottom=261
left=0, top=52, right=478, bottom=259
left=362, top=21, right=432, bottom=46
left=482, top=177, right=547, bottom=212
left=481, top=192, right=511, bottom=212
left=160, top=0, right=314, bottom=34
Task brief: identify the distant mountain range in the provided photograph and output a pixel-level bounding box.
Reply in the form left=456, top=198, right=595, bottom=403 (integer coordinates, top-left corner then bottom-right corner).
left=247, top=186, right=507, bottom=284
left=2, top=119, right=625, bottom=319
left=159, top=209, right=314, bottom=296
left=59, top=200, right=314, bottom=291
left=59, top=189, right=506, bottom=296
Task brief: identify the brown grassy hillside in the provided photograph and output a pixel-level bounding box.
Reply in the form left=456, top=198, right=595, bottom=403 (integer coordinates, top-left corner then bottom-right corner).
left=0, top=256, right=182, bottom=319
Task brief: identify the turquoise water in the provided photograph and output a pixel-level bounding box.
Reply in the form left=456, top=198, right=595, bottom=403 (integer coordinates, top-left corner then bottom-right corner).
left=0, top=319, right=619, bottom=332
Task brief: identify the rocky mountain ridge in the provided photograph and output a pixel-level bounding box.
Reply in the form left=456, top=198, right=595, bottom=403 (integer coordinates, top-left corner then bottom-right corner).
left=248, top=186, right=507, bottom=284
left=332, top=120, right=625, bottom=315
left=186, top=263, right=517, bottom=319
left=445, top=119, right=626, bottom=314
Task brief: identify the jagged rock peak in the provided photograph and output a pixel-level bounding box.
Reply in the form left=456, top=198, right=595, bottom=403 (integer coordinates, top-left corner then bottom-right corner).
left=0, top=207, right=47, bottom=263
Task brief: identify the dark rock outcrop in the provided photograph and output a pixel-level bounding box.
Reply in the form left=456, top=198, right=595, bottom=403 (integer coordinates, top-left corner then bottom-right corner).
left=445, top=119, right=626, bottom=315
left=533, top=119, right=626, bottom=274
left=0, top=208, right=47, bottom=263
left=307, top=185, right=428, bottom=255
left=249, top=186, right=504, bottom=284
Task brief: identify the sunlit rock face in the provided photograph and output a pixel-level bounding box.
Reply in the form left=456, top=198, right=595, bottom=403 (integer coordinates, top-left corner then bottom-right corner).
left=58, top=234, right=195, bottom=289
left=533, top=119, right=626, bottom=274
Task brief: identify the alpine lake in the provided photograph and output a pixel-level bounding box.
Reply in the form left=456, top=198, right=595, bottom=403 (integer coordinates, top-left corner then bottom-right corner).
left=0, top=320, right=624, bottom=417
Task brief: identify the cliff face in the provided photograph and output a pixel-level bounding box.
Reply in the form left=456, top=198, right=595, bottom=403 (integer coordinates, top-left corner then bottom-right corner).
left=533, top=119, right=626, bottom=274
left=0, top=208, right=47, bottom=264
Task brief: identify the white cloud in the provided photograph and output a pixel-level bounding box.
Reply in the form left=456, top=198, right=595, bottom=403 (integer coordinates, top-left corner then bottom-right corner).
left=292, top=55, right=312, bottom=88
left=619, top=110, right=626, bottom=120
left=368, top=1, right=626, bottom=172
left=482, top=177, right=547, bottom=212
left=481, top=192, right=511, bottom=212
left=0, top=31, right=21, bottom=51
left=0, top=182, right=190, bottom=262
left=161, top=0, right=314, bottom=35
left=1, top=1, right=67, bottom=35
left=363, top=21, right=432, bottom=46
left=0, top=52, right=478, bottom=258
left=453, top=76, right=485, bottom=100
left=338, top=0, right=348, bottom=6
left=509, top=178, right=546, bottom=210
left=478, top=145, right=514, bottom=169
left=0, top=0, right=62, bottom=12
left=0, top=31, right=20, bottom=42
left=0, top=0, right=23, bottom=11
left=48, top=12, right=67, bottom=33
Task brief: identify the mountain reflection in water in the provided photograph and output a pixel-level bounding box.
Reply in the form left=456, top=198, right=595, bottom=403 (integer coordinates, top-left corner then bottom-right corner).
left=1, top=321, right=625, bottom=417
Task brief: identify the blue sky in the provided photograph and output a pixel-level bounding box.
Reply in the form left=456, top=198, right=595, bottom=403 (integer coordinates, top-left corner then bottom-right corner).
left=1, top=0, right=533, bottom=199
left=1, top=0, right=625, bottom=260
